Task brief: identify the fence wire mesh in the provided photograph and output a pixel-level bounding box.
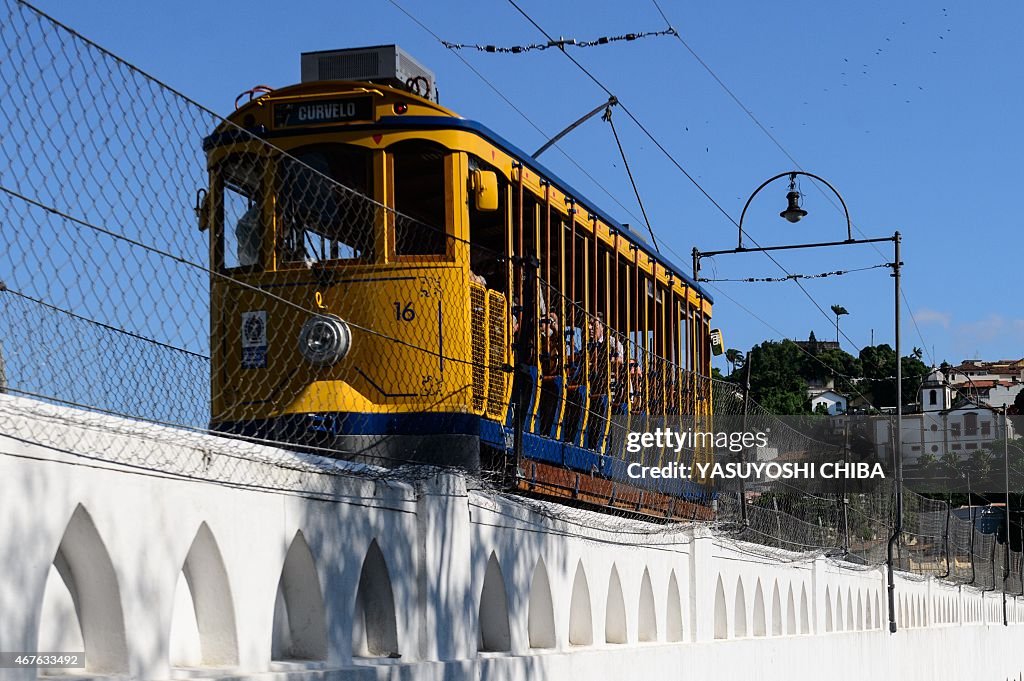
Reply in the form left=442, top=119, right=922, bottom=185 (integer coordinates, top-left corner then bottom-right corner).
left=0, top=0, right=1022, bottom=596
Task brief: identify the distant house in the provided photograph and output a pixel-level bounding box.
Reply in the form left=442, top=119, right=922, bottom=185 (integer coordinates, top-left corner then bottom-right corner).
left=808, top=388, right=848, bottom=416
left=949, top=358, right=1024, bottom=384
left=946, top=358, right=1023, bottom=408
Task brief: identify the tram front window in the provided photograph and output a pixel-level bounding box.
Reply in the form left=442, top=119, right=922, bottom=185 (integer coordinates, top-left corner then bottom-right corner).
left=220, top=155, right=262, bottom=270
left=278, top=144, right=374, bottom=264
left=391, top=140, right=448, bottom=257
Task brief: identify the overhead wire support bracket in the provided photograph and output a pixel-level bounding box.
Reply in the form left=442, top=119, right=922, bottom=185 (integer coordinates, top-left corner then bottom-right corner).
left=531, top=96, right=617, bottom=159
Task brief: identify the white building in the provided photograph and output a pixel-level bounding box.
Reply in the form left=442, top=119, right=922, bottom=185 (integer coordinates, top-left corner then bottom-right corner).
left=808, top=388, right=848, bottom=416
left=871, top=368, right=1014, bottom=467
left=949, top=358, right=1024, bottom=384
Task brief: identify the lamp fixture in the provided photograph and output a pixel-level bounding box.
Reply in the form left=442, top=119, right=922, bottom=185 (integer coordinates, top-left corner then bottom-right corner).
left=779, top=173, right=807, bottom=223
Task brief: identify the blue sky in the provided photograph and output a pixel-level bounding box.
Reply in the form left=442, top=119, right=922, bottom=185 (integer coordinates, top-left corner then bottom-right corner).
left=30, top=0, right=1024, bottom=371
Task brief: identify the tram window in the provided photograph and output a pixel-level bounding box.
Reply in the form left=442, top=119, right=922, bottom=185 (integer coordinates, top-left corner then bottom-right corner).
left=391, top=140, right=448, bottom=256
left=278, top=143, right=374, bottom=264
left=468, top=156, right=507, bottom=290
left=219, top=154, right=262, bottom=271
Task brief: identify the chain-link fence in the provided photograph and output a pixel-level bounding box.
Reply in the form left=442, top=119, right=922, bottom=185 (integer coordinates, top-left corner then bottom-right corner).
left=1, top=0, right=1022, bottom=602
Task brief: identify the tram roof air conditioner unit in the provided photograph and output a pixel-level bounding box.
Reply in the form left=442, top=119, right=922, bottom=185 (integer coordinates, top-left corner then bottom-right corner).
left=301, top=45, right=438, bottom=102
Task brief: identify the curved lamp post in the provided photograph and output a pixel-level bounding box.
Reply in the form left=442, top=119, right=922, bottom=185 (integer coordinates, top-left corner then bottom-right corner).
left=691, top=171, right=904, bottom=633
left=735, top=171, right=852, bottom=249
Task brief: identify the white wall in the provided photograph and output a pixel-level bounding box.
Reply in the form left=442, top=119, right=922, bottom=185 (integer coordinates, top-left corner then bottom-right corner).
left=2, top=393, right=1024, bottom=681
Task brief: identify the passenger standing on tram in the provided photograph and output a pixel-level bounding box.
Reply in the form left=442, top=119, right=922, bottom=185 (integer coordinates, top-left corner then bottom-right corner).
left=535, top=310, right=562, bottom=436
left=584, top=312, right=623, bottom=450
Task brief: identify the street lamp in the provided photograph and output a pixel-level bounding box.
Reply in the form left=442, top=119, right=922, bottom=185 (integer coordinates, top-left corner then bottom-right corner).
left=691, top=170, right=904, bottom=633
left=831, top=304, right=849, bottom=347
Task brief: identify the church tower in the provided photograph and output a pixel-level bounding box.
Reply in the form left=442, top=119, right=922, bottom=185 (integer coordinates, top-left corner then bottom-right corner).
left=920, top=367, right=951, bottom=412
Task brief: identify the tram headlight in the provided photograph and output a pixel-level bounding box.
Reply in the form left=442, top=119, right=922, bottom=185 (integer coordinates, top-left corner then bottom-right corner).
left=298, top=314, right=351, bottom=366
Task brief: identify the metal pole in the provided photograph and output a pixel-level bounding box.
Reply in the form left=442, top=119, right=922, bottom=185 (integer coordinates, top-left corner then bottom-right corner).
left=969, top=472, right=976, bottom=585
left=842, top=418, right=850, bottom=555
left=1004, top=404, right=1011, bottom=625
left=939, top=501, right=951, bottom=579
left=739, top=350, right=752, bottom=527
left=887, top=231, right=902, bottom=633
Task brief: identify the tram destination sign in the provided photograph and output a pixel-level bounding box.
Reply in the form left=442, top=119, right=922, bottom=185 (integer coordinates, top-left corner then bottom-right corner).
left=274, top=97, right=374, bottom=128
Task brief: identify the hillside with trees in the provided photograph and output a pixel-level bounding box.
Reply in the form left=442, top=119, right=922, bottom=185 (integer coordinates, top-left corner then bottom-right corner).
left=724, top=333, right=930, bottom=415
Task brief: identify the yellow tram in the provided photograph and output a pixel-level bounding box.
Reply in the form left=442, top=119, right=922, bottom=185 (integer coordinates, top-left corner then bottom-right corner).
left=201, top=46, right=716, bottom=518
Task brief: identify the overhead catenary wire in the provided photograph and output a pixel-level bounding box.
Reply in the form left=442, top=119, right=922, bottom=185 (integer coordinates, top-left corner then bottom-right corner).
left=441, top=27, right=677, bottom=53
left=502, top=0, right=889, bottom=358
left=394, top=0, right=921, bottom=418
left=9, top=0, right=1016, bottom=576
left=392, top=0, right=901, bottom=370
left=701, top=262, right=891, bottom=283
left=651, top=0, right=938, bottom=366
left=384, top=0, right=649, bottom=228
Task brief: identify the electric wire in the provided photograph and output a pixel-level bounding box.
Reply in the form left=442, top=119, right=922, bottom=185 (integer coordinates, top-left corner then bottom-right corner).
left=441, top=27, right=677, bottom=53
left=652, top=0, right=938, bottom=365
left=384, top=0, right=648, bottom=228
left=503, top=0, right=888, bottom=357
left=702, top=262, right=891, bottom=283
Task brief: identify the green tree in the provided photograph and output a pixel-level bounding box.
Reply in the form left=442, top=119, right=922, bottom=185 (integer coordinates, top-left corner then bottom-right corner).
left=745, top=340, right=811, bottom=414
left=812, top=347, right=862, bottom=395
left=1014, top=389, right=1024, bottom=415
left=725, top=348, right=744, bottom=375
left=857, top=344, right=928, bottom=408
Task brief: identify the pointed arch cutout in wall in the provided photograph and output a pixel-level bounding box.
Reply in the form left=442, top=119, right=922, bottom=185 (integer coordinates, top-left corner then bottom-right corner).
left=568, top=561, right=593, bottom=646
left=771, top=582, right=783, bottom=636
left=786, top=584, right=796, bottom=635
left=478, top=552, right=512, bottom=652
left=666, top=571, right=683, bottom=643
left=752, top=580, right=766, bottom=637
left=37, top=505, right=128, bottom=674
left=272, top=531, right=328, bottom=661
left=800, top=584, right=810, bottom=634
left=528, top=558, right=556, bottom=649
left=170, top=522, right=239, bottom=667
left=352, top=539, right=399, bottom=658
left=638, top=568, right=657, bottom=643
left=825, top=587, right=833, bottom=633
left=605, top=565, right=627, bottom=644
left=734, top=578, right=748, bottom=638
left=713, top=576, right=728, bottom=640
left=846, top=588, right=854, bottom=631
